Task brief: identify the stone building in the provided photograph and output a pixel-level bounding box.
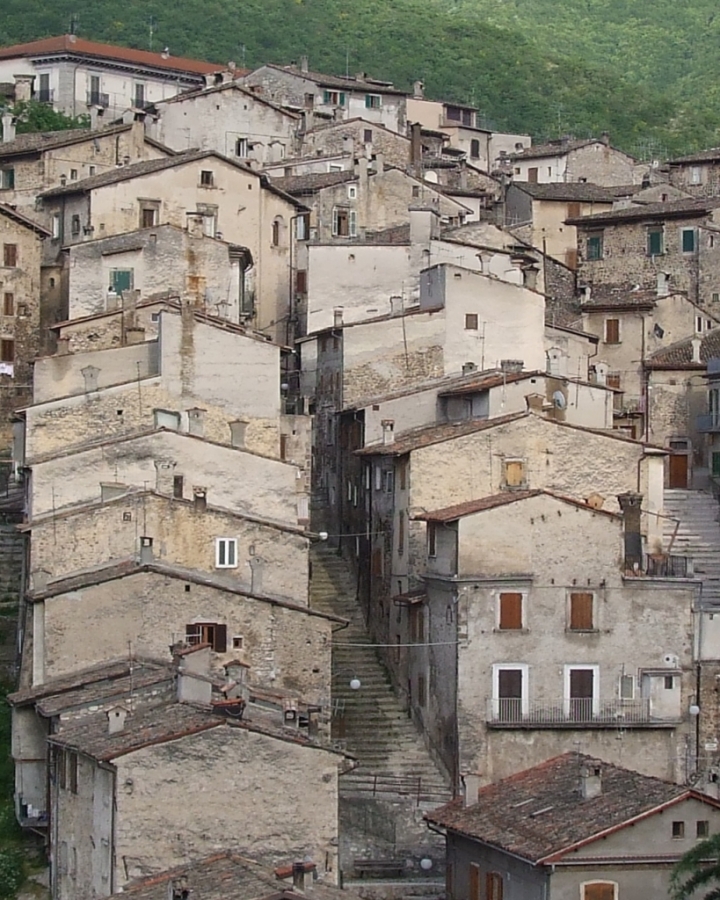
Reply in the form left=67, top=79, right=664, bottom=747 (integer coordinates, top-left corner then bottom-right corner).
left=38, top=150, right=309, bottom=344
left=667, top=147, right=720, bottom=197
left=241, top=61, right=407, bottom=134
left=297, top=117, right=416, bottom=170
left=0, top=203, right=49, bottom=443
left=0, top=34, right=223, bottom=121
left=414, top=490, right=697, bottom=783
left=427, top=753, right=720, bottom=900
left=150, top=80, right=301, bottom=165
left=0, top=121, right=170, bottom=220
left=503, top=136, right=636, bottom=186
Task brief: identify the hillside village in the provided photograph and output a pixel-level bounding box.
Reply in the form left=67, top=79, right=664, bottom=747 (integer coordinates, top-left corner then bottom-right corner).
left=3, top=31, right=720, bottom=900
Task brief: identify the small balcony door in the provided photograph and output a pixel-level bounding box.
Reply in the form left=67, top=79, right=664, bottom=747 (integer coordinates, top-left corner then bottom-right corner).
left=568, top=667, right=595, bottom=721
left=497, top=668, right=522, bottom=722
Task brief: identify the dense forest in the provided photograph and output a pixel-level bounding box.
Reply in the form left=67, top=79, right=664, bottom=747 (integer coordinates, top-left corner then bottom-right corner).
left=0, top=0, right=717, bottom=161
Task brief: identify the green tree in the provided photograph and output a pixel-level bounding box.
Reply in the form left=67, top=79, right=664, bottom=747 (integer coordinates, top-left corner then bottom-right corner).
left=7, top=100, right=88, bottom=136
left=671, top=832, right=720, bottom=900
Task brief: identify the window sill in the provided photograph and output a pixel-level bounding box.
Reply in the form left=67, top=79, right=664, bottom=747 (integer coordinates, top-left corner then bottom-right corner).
left=603, top=340, right=621, bottom=345
left=215, top=564, right=238, bottom=570
left=493, top=628, right=530, bottom=634
left=566, top=628, right=600, bottom=634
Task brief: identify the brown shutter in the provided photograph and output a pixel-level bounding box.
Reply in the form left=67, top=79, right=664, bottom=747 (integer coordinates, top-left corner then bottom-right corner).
left=528, top=167, right=538, bottom=183
left=371, top=548, right=382, bottom=576
left=214, top=624, right=227, bottom=653
left=567, top=202, right=581, bottom=219
left=605, top=318, right=620, bottom=343
left=504, top=461, right=525, bottom=486
left=3, top=244, right=17, bottom=267
left=570, top=593, right=594, bottom=630
left=583, top=884, right=615, bottom=900
left=417, top=674, right=426, bottom=707
left=469, top=864, right=480, bottom=900
left=398, top=512, right=405, bottom=553
left=486, top=873, right=504, bottom=900
left=296, top=269, right=307, bottom=293
left=499, top=593, right=523, bottom=629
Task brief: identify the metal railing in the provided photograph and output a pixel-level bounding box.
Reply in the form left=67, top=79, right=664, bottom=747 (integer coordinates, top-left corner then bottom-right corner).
left=36, top=89, right=54, bottom=103
left=644, top=553, right=692, bottom=578
left=486, top=697, right=676, bottom=726
left=86, top=92, right=110, bottom=108
left=339, top=772, right=450, bottom=805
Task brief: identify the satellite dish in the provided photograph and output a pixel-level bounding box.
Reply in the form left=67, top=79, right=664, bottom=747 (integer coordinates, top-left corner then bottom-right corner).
left=552, top=391, right=567, bottom=409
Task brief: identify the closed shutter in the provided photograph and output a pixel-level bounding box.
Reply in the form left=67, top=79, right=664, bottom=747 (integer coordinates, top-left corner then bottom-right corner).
left=583, top=884, right=615, bottom=900
left=567, top=202, right=581, bottom=218
left=296, top=270, right=307, bottom=293
left=111, top=269, right=133, bottom=294
left=469, top=864, right=480, bottom=900
left=605, top=319, right=620, bottom=343
left=570, top=592, right=594, bottom=629
left=565, top=248, right=578, bottom=270
left=486, top=873, right=504, bottom=900
left=528, top=167, right=538, bottom=183
left=505, top=460, right=525, bottom=486
left=3, top=244, right=17, bottom=267
left=215, top=624, right=227, bottom=653
left=499, top=593, right=523, bottom=629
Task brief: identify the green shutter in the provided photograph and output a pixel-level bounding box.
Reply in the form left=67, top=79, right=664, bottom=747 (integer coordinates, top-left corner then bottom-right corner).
left=111, top=269, right=133, bottom=293
left=365, top=94, right=372, bottom=108
left=339, top=92, right=346, bottom=106
left=682, top=228, right=696, bottom=253
left=713, top=452, right=720, bottom=477
left=648, top=229, right=663, bottom=256
left=587, top=235, right=602, bottom=260
left=323, top=90, right=331, bottom=103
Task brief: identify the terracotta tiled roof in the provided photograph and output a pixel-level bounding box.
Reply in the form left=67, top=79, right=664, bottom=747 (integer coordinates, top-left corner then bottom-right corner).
left=270, top=170, right=357, bottom=195
left=425, top=752, right=697, bottom=863
left=514, top=182, right=635, bottom=202
left=669, top=148, right=720, bottom=165
left=437, top=370, right=541, bottom=396
left=0, top=123, right=134, bottom=160
left=0, top=202, right=51, bottom=236
left=260, top=63, right=407, bottom=95
left=580, top=286, right=659, bottom=310
left=567, top=197, right=717, bottom=226
left=507, top=138, right=629, bottom=161
left=0, top=35, right=222, bottom=76
left=646, top=327, right=720, bottom=368
left=413, top=489, right=621, bottom=522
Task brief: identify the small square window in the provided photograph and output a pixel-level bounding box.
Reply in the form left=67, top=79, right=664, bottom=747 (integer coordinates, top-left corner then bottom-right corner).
left=122, top=511, right=132, bottom=522
left=200, top=170, right=214, bottom=187
left=89, top=165, right=96, bottom=176
left=620, top=674, right=634, bottom=699
left=232, top=635, right=244, bottom=650
left=348, top=185, right=358, bottom=200
left=70, top=169, right=78, bottom=181
left=364, top=129, right=372, bottom=143
left=664, top=675, right=674, bottom=690
left=697, top=820, right=710, bottom=838
left=586, top=233, right=603, bottom=260
left=672, top=821, right=685, bottom=839
left=365, top=94, right=382, bottom=109
left=465, top=313, right=479, bottom=330
left=216, top=537, right=238, bottom=568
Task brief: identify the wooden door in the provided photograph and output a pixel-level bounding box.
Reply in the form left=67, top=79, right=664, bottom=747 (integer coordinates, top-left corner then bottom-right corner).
left=569, top=668, right=594, bottom=721
left=528, top=167, right=539, bottom=183
left=498, top=669, right=522, bottom=722
left=669, top=453, right=689, bottom=488
left=469, top=864, right=480, bottom=900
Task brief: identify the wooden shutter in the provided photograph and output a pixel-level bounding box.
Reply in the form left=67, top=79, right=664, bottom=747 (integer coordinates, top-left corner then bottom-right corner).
left=528, top=167, right=538, bottom=183
left=446, top=862, right=454, bottom=900
left=605, top=318, right=619, bottom=343
left=486, top=872, right=504, bottom=900
left=469, top=864, right=480, bottom=900
left=565, top=248, right=578, bottom=270
left=214, top=624, right=227, bottom=653
left=567, top=202, right=581, bottom=219
left=570, top=593, right=594, bottom=630
left=583, top=884, right=615, bottom=900
left=504, top=460, right=525, bottom=486
left=499, top=593, right=523, bottom=629
left=296, top=269, right=307, bottom=293
left=3, top=244, right=17, bottom=267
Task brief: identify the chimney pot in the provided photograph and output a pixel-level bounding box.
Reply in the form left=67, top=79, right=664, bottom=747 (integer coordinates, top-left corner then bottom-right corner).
left=381, top=419, right=395, bottom=445
left=107, top=706, right=128, bottom=734
left=139, top=535, right=154, bottom=564
left=501, top=359, right=524, bottom=374
left=580, top=761, right=603, bottom=799
left=193, top=487, right=207, bottom=511
left=333, top=308, right=344, bottom=327
left=299, top=55, right=309, bottom=74
left=413, top=80, right=424, bottom=100
left=463, top=773, right=481, bottom=808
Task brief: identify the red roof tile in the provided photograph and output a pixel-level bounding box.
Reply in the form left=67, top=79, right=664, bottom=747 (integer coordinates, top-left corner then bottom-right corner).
left=413, top=489, right=621, bottom=522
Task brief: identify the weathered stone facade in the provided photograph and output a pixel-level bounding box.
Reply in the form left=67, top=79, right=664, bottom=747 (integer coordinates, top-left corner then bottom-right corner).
left=300, top=118, right=413, bottom=170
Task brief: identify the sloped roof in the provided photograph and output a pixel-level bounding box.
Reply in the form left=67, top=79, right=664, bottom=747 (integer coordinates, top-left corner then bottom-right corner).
left=513, top=182, right=632, bottom=203
left=669, top=148, right=720, bottom=165
left=258, top=63, right=407, bottom=95
left=0, top=34, right=221, bottom=76
left=270, top=170, right=357, bottom=195
left=155, top=81, right=292, bottom=117
left=0, top=202, right=51, bottom=236
left=580, top=286, right=659, bottom=310
left=425, top=752, right=706, bottom=864
left=646, top=327, right=720, bottom=368
left=413, top=489, right=621, bottom=523
left=508, top=138, right=632, bottom=161
left=0, top=123, right=135, bottom=160
left=567, top=197, right=717, bottom=226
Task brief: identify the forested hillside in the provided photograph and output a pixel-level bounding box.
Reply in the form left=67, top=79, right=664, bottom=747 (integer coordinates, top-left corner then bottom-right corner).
left=0, top=0, right=717, bottom=156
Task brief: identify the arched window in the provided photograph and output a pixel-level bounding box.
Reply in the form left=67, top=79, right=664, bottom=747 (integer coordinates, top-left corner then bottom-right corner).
left=272, top=215, right=285, bottom=248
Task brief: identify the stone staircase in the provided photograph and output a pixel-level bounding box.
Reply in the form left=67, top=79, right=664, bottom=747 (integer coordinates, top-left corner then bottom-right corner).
left=310, top=544, right=451, bottom=803
left=664, top=489, right=720, bottom=605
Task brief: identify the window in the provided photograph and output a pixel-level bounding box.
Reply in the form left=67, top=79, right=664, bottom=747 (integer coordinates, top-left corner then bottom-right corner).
left=412, top=185, right=420, bottom=198
left=582, top=884, right=616, bottom=900
left=185, top=622, right=227, bottom=652
left=620, top=674, right=634, bottom=700
left=409, top=605, right=424, bottom=643
left=272, top=219, right=281, bottom=247
left=134, top=83, right=145, bottom=108
left=427, top=522, right=437, bottom=557
left=89, top=75, right=101, bottom=105
left=332, top=207, right=357, bottom=238
left=569, top=592, right=594, bottom=630
left=173, top=475, right=184, bottom=499
left=51, top=214, right=60, bottom=239
left=647, top=227, right=664, bottom=256
left=1, top=339, right=14, bottom=362
left=215, top=537, right=238, bottom=568
left=586, top=233, right=603, bottom=260
left=503, top=459, right=525, bottom=488
left=528, top=167, right=539, bottom=183
left=235, top=137, right=249, bottom=157
left=606, top=373, right=621, bottom=392
left=664, top=675, right=675, bottom=690
left=672, top=821, right=686, bottom=839
left=604, top=318, right=620, bottom=344
left=110, top=269, right=133, bottom=294
left=296, top=213, right=310, bottom=241
left=567, top=202, right=581, bottom=219
left=140, top=206, right=158, bottom=228
left=365, top=94, right=381, bottom=109
left=3, top=244, right=17, bottom=267
left=364, top=129, right=372, bottom=143
left=89, top=165, right=96, bottom=176
left=0, top=168, right=14, bottom=190
left=323, top=90, right=346, bottom=106
left=565, top=666, right=598, bottom=719
left=465, top=313, right=479, bottom=330
left=486, top=873, right=503, bottom=900
left=697, top=820, right=710, bottom=838
left=384, top=470, right=394, bottom=493
left=682, top=227, right=697, bottom=253
left=493, top=664, right=527, bottom=721
left=691, top=166, right=702, bottom=185
left=38, top=73, right=51, bottom=103
left=154, top=409, right=181, bottom=430
left=70, top=215, right=81, bottom=236
left=348, top=185, right=358, bottom=200
left=200, top=170, right=214, bottom=187
left=470, top=139, right=480, bottom=159
left=296, top=269, right=307, bottom=293
left=499, top=592, right=523, bottom=630
left=398, top=511, right=405, bottom=554
left=70, top=168, right=78, bottom=181
left=3, top=293, right=13, bottom=316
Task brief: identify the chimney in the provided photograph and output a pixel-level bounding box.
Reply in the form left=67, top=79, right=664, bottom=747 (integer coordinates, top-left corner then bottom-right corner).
left=580, top=761, right=603, bottom=799
left=56, top=337, right=70, bottom=356
left=1, top=114, right=16, bottom=144
left=501, top=359, right=524, bottom=374
left=525, top=393, right=546, bottom=414
left=299, top=55, right=309, bottom=74
left=107, top=706, right=128, bottom=734
left=292, top=862, right=305, bottom=891
left=139, top=535, right=154, bottom=564
left=462, top=362, right=477, bottom=375
left=333, top=308, right=344, bottom=328
left=413, top=80, right=424, bottom=100
left=342, top=135, right=354, bottom=156
left=193, top=487, right=207, bottom=512
left=600, top=131, right=610, bottom=146
left=176, top=644, right=213, bottom=705
left=13, top=75, right=33, bottom=103
left=410, top=121, right=422, bottom=174
left=381, top=419, right=395, bottom=445
left=373, top=152, right=384, bottom=175
left=88, top=105, right=105, bottom=131
left=692, top=336, right=702, bottom=363
left=187, top=213, right=205, bottom=238
left=409, top=204, right=440, bottom=246
left=618, top=492, right=643, bottom=571
left=463, top=773, right=480, bottom=808
left=124, top=326, right=146, bottom=345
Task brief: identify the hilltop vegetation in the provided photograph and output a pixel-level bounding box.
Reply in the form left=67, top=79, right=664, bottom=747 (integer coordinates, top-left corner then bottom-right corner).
left=0, top=0, right=717, bottom=159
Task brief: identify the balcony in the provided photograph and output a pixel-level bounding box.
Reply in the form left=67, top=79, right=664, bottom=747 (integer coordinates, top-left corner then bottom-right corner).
left=486, top=698, right=680, bottom=728
left=87, top=92, right=110, bottom=109
left=644, top=553, right=692, bottom=578
left=35, top=89, right=54, bottom=104
left=697, top=413, right=720, bottom=433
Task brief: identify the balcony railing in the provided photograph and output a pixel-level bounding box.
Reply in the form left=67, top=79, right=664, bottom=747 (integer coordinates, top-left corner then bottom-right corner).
left=644, top=553, right=692, bottom=578
left=35, top=89, right=54, bottom=103
left=87, top=92, right=110, bottom=109
left=697, top=413, right=720, bottom=433
left=487, top=698, right=679, bottom=727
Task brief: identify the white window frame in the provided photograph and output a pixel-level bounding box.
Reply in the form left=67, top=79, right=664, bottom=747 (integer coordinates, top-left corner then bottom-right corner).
left=491, top=663, right=529, bottom=716
left=215, top=537, right=238, bottom=569
left=691, top=166, right=702, bottom=185
left=619, top=673, right=635, bottom=700
left=563, top=664, right=600, bottom=717
left=348, top=185, right=358, bottom=200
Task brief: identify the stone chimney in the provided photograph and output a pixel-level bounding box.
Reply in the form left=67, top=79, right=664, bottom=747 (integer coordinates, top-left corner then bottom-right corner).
left=413, top=80, right=424, bottom=100
left=580, top=761, right=603, bottom=799
left=333, top=308, right=344, bottom=328
left=175, top=644, right=213, bottom=705
left=501, top=359, right=524, bottom=374
left=299, top=55, right=309, bottom=74
left=618, top=492, right=643, bottom=571
left=13, top=75, right=33, bottom=103
left=1, top=114, right=16, bottom=144
left=139, top=536, right=154, bottom=565
left=342, top=135, right=354, bottom=156
left=600, top=131, right=610, bottom=146
left=409, top=204, right=440, bottom=246
left=410, top=121, right=423, bottom=174
left=692, top=336, right=702, bottom=363
left=107, top=705, right=128, bottom=734
left=381, top=419, right=395, bottom=445
left=291, top=862, right=315, bottom=892
left=463, top=773, right=480, bottom=808
left=88, top=105, right=105, bottom=131
left=193, top=487, right=207, bottom=512
left=462, top=362, right=477, bottom=375
left=373, top=152, right=384, bottom=174
left=187, top=213, right=205, bottom=238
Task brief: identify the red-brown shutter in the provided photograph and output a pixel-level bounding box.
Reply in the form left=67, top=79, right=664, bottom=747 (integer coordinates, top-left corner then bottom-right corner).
left=583, top=884, right=615, bottom=900
left=214, top=624, right=227, bottom=653
left=469, top=864, right=480, bottom=900
left=570, top=593, right=594, bottom=630
left=499, top=593, right=523, bottom=629
left=605, top=319, right=620, bottom=343
left=3, top=244, right=17, bottom=267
